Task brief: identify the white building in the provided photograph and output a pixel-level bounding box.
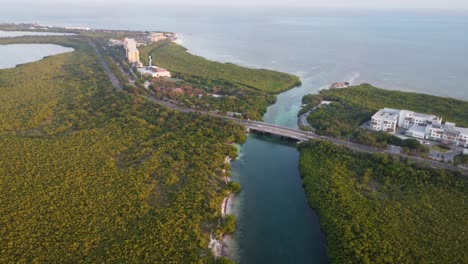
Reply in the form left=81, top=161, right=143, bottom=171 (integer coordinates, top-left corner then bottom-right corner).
left=370, top=108, right=400, bottom=133
left=124, top=38, right=140, bottom=64
left=148, top=32, right=167, bottom=42
left=459, top=127, right=468, bottom=147
left=426, top=122, right=468, bottom=147
left=370, top=108, right=467, bottom=146
left=138, top=66, right=171, bottom=78
left=406, top=124, right=427, bottom=139
left=398, top=110, right=442, bottom=128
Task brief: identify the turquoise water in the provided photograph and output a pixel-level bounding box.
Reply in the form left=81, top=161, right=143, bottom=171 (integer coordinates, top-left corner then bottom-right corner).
left=228, top=135, right=327, bottom=263
left=2, top=6, right=467, bottom=263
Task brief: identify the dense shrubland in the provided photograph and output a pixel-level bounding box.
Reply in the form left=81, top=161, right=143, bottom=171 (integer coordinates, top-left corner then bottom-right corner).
left=0, top=36, right=245, bottom=263
left=135, top=42, right=300, bottom=119
left=140, top=42, right=301, bottom=93
left=298, top=140, right=467, bottom=263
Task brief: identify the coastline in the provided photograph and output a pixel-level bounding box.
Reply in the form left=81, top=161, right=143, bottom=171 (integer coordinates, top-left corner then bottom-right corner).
left=209, top=154, right=236, bottom=259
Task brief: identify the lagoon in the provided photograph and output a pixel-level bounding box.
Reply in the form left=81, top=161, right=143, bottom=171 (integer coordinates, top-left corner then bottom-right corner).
left=0, top=44, right=73, bottom=70
left=0, top=30, right=73, bottom=38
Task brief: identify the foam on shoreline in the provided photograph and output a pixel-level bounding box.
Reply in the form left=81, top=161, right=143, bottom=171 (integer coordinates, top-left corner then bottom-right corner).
left=209, top=154, right=234, bottom=259
left=172, top=33, right=183, bottom=45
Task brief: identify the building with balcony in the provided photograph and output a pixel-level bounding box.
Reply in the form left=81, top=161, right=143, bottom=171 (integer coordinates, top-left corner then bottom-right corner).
left=398, top=110, right=442, bottom=129
left=370, top=108, right=467, bottom=147
left=426, top=122, right=468, bottom=147
left=370, top=108, right=400, bottom=133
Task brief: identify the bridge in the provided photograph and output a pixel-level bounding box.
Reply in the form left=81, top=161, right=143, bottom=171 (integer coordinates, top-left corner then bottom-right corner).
left=89, top=40, right=467, bottom=175
left=239, top=120, right=311, bottom=141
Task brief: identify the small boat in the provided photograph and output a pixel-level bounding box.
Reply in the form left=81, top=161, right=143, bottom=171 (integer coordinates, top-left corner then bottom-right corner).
left=330, top=82, right=350, bottom=89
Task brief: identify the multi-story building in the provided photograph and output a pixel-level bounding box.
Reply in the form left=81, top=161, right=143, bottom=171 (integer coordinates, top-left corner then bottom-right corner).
left=398, top=110, right=442, bottom=128
left=370, top=108, right=467, bottom=147
left=124, top=38, right=140, bottom=64
left=426, top=122, right=468, bottom=147
left=458, top=127, right=468, bottom=147
left=370, top=108, right=400, bottom=133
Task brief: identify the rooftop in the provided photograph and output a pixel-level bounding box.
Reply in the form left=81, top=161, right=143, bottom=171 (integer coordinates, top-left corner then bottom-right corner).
left=405, top=110, right=440, bottom=120
left=455, top=126, right=468, bottom=134
left=408, top=124, right=427, bottom=133
left=124, top=38, right=138, bottom=51
left=138, top=66, right=170, bottom=74
left=373, top=108, right=400, bottom=120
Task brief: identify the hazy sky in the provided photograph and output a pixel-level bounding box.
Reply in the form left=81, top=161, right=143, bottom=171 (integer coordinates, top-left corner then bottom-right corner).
left=6, top=0, right=468, bottom=10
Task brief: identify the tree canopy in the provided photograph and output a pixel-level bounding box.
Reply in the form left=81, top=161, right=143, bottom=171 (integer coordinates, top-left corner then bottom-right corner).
left=298, top=140, right=468, bottom=263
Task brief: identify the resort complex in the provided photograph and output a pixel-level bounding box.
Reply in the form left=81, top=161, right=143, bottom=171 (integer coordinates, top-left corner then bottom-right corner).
left=371, top=108, right=468, bottom=147
left=120, top=37, right=171, bottom=78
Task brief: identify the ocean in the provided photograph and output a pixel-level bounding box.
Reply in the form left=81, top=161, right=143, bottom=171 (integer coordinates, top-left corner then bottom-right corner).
left=1, top=4, right=467, bottom=263
left=2, top=5, right=466, bottom=125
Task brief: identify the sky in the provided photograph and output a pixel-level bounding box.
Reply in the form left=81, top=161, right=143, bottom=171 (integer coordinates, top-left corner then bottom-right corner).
left=5, top=0, right=468, bottom=10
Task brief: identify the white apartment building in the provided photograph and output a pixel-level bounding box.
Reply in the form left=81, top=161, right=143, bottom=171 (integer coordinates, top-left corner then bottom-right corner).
left=398, top=110, right=442, bottom=128
left=124, top=38, right=140, bottom=64
left=426, top=122, right=468, bottom=147
left=370, top=108, right=468, bottom=147
left=370, top=108, right=400, bottom=133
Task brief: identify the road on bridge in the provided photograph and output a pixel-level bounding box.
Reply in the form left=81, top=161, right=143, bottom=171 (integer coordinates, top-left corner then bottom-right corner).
left=89, top=39, right=467, bottom=175
left=143, top=98, right=467, bottom=174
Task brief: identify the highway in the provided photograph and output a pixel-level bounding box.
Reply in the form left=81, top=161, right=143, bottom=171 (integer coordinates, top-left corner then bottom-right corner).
left=146, top=98, right=468, bottom=174
left=87, top=38, right=122, bottom=90
left=89, top=39, right=467, bottom=175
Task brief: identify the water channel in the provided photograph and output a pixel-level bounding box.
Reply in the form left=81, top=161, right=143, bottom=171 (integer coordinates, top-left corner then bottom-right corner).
left=226, top=79, right=329, bottom=263
left=0, top=30, right=327, bottom=263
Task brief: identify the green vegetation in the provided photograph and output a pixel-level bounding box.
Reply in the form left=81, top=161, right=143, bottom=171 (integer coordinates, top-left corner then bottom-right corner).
left=217, top=215, right=237, bottom=235
left=432, top=144, right=451, bottom=153
left=300, top=84, right=468, bottom=151
left=0, top=36, right=246, bottom=263
left=140, top=42, right=301, bottom=93
left=136, top=42, right=301, bottom=119
left=454, top=154, right=468, bottom=166
left=298, top=140, right=468, bottom=263
left=302, top=84, right=468, bottom=127
left=146, top=77, right=276, bottom=120
left=227, top=181, right=241, bottom=194
left=216, top=256, right=235, bottom=264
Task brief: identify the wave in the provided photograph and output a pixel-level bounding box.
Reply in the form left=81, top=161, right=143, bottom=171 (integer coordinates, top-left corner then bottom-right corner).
left=172, top=33, right=183, bottom=45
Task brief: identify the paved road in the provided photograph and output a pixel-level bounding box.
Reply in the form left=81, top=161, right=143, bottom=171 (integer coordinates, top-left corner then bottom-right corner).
left=298, top=111, right=312, bottom=130
left=143, top=98, right=467, bottom=174
left=88, top=40, right=467, bottom=174
left=87, top=38, right=122, bottom=90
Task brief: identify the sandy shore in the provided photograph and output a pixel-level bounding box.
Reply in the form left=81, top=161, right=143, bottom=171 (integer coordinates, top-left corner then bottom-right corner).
left=210, top=154, right=236, bottom=258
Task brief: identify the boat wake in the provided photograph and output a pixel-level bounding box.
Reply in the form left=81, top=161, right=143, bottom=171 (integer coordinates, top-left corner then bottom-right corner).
left=347, top=72, right=360, bottom=85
